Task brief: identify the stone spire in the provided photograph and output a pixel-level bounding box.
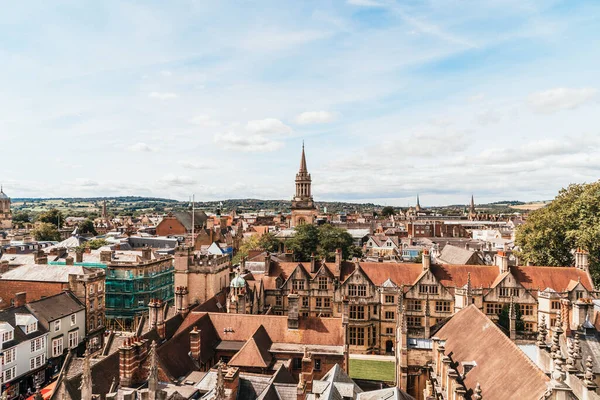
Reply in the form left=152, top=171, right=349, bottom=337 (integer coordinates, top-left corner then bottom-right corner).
left=537, top=315, right=547, bottom=347
left=299, top=141, right=307, bottom=173
left=573, top=333, right=582, bottom=364
left=416, top=194, right=421, bottom=211
left=551, top=312, right=562, bottom=357
left=584, top=356, right=598, bottom=390
left=509, top=296, right=516, bottom=340
left=80, top=351, right=93, bottom=400
left=473, top=382, right=482, bottom=400
left=148, top=341, right=159, bottom=393
left=565, top=338, right=577, bottom=373
left=215, top=363, right=226, bottom=400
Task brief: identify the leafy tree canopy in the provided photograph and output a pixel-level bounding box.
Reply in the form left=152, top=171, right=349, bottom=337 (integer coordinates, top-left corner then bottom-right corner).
left=381, top=206, right=396, bottom=217
left=33, top=223, right=61, bottom=241
left=37, top=208, right=65, bottom=228
left=232, top=235, right=260, bottom=265
left=258, top=232, right=281, bottom=253
left=78, top=219, right=97, bottom=236
left=515, top=181, right=600, bottom=283
left=287, top=223, right=362, bottom=262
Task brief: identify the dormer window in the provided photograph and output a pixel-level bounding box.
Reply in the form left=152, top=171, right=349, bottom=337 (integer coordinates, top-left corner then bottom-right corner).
left=26, top=322, right=37, bottom=334
left=54, top=320, right=61, bottom=332
left=2, top=330, right=14, bottom=342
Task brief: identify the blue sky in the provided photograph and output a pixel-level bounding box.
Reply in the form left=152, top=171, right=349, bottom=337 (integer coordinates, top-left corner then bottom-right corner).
left=1, top=0, right=599, bottom=206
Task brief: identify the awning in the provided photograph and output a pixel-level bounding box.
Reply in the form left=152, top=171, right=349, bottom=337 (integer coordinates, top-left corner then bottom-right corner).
left=26, top=381, right=56, bottom=400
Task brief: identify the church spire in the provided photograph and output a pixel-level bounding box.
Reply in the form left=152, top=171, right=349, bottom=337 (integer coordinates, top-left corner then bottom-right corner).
left=299, top=141, right=307, bottom=173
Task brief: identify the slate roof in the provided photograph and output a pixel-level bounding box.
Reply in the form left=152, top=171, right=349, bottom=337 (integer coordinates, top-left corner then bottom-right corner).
left=0, top=305, right=48, bottom=350
left=172, top=211, right=209, bottom=231
left=357, top=388, right=414, bottom=400
left=437, top=244, right=481, bottom=265
left=26, top=291, right=85, bottom=324
left=0, top=264, right=98, bottom=282
left=435, top=305, right=549, bottom=400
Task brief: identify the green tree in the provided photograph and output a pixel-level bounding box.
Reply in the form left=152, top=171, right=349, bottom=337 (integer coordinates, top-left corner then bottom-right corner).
left=78, top=219, right=97, bottom=236
left=498, top=303, right=525, bottom=332
left=233, top=235, right=260, bottom=265
left=317, top=224, right=355, bottom=261
left=515, top=181, right=600, bottom=283
left=86, top=238, right=109, bottom=250
left=258, top=232, right=281, bottom=253
left=286, top=224, right=320, bottom=261
left=381, top=206, right=396, bottom=217
left=12, top=211, right=31, bottom=227
left=33, top=223, right=61, bottom=241
left=38, top=209, right=65, bottom=228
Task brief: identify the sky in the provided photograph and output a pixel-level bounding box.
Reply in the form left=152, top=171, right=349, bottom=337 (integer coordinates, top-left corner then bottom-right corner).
left=1, top=0, right=599, bottom=206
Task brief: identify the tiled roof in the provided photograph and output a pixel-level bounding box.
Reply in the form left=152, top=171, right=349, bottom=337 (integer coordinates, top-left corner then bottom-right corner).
left=229, top=325, right=273, bottom=368
left=435, top=305, right=549, bottom=400
left=26, top=291, right=85, bottom=323
left=0, top=264, right=98, bottom=282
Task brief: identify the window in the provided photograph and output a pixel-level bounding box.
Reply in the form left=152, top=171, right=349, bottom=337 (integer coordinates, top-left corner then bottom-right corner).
left=323, top=298, right=331, bottom=308
left=70, top=314, right=76, bottom=326
left=275, top=296, right=282, bottom=307
left=349, top=305, right=365, bottom=320
left=26, top=322, right=38, bottom=334
left=293, top=280, right=305, bottom=291
left=89, top=319, right=95, bottom=331
left=485, top=303, right=503, bottom=316
left=30, top=354, right=46, bottom=370
left=3, top=366, right=16, bottom=383
left=385, top=295, right=395, bottom=304
left=499, top=287, right=520, bottom=297
left=385, top=311, right=395, bottom=320
left=91, top=299, right=96, bottom=310
left=98, top=283, right=104, bottom=292
left=2, top=330, right=13, bottom=342
left=576, top=291, right=584, bottom=299
left=551, top=301, right=561, bottom=310
left=68, top=331, right=79, bottom=349
left=407, top=316, right=422, bottom=327
left=2, top=348, right=15, bottom=365
left=89, top=285, right=94, bottom=295
left=524, top=322, right=534, bottom=332
left=349, top=327, right=365, bottom=346
left=406, top=300, right=422, bottom=312
left=52, top=338, right=63, bottom=358
left=31, top=336, right=45, bottom=352
left=318, top=277, right=328, bottom=290
left=419, top=285, right=438, bottom=295
left=293, top=357, right=302, bottom=370
left=349, top=284, right=367, bottom=297
left=302, top=297, right=309, bottom=308
left=385, top=327, right=394, bottom=334
left=314, top=358, right=321, bottom=371
left=435, top=301, right=451, bottom=313
left=520, top=304, right=534, bottom=316
left=54, top=320, right=61, bottom=332
left=316, top=298, right=322, bottom=308
left=98, top=316, right=103, bottom=327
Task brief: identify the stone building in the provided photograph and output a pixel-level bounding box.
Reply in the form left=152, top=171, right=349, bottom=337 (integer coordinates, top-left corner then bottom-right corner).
left=0, top=186, right=12, bottom=230
left=290, top=144, right=318, bottom=227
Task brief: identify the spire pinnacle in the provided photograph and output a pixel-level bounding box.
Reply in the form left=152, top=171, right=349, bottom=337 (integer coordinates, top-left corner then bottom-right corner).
left=299, top=142, right=307, bottom=173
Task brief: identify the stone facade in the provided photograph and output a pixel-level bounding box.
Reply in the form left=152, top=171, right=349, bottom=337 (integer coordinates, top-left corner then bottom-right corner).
left=290, top=144, right=318, bottom=227
left=0, top=186, right=12, bottom=230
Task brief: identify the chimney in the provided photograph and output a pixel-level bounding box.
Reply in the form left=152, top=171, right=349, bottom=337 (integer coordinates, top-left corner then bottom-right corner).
left=156, top=300, right=166, bottom=340
left=496, top=251, right=509, bottom=274
left=575, top=248, right=589, bottom=271
left=65, top=256, right=74, bottom=266
left=100, top=250, right=113, bottom=263
left=189, top=327, right=201, bottom=361
left=14, top=292, right=27, bottom=307
left=0, top=260, right=9, bottom=273
left=5, top=247, right=17, bottom=254
left=148, top=299, right=159, bottom=332
left=264, top=251, right=271, bottom=272
left=310, top=253, right=317, bottom=274
left=422, top=249, right=430, bottom=271
left=175, top=287, right=189, bottom=315
left=119, top=338, right=149, bottom=388
left=572, top=299, right=591, bottom=331
left=141, top=248, right=152, bottom=261
left=76, top=250, right=84, bottom=263
left=34, top=249, right=45, bottom=262
left=288, top=293, right=299, bottom=329
left=335, top=248, right=342, bottom=278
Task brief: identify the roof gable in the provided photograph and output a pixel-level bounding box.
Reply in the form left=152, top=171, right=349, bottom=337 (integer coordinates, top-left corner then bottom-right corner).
left=229, top=325, right=273, bottom=368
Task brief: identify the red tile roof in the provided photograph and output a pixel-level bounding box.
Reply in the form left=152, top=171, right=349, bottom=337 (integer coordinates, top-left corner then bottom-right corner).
left=435, top=305, right=549, bottom=400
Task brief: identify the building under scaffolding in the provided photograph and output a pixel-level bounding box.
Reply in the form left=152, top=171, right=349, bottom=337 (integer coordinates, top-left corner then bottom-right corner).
left=50, top=248, right=174, bottom=331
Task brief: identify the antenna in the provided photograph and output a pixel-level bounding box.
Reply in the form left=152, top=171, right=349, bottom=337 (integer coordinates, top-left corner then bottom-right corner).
left=191, top=194, right=195, bottom=246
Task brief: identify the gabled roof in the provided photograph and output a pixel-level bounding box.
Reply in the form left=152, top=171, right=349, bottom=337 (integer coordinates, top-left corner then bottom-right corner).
left=435, top=305, right=549, bottom=400
left=171, top=211, right=209, bottom=230
left=228, top=325, right=273, bottom=368
left=437, top=245, right=480, bottom=265
left=26, top=291, right=85, bottom=323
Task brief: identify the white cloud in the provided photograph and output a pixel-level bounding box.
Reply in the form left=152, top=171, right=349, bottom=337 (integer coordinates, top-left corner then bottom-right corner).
left=148, top=91, right=178, bottom=100
left=295, top=111, right=338, bottom=125
left=190, top=114, right=220, bottom=127
left=246, top=118, right=292, bottom=135
left=160, top=70, right=172, bottom=77
left=178, top=160, right=213, bottom=170
left=129, top=142, right=156, bottom=152
left=213, top=132, right=283, bottom=152
left=160, top=175, right=196, bottom=186
left=528, top=87, right=597, bottom=114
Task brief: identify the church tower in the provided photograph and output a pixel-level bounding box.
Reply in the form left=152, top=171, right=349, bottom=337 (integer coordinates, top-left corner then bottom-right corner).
left=0, top=186, right=12, bottom=230
left=290, top=143, right=318, bottom=227
left=468, top=195, right=477, bottom=221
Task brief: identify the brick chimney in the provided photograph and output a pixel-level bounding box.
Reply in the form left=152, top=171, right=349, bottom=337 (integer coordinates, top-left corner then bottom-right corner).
left=156, top=300, right=166, bottom=340
left=175, top=287, right=189, bottom=315
left=65, top=256, right=74, bottom=266
left=575, top=248, right=589, bottom=271
left=422, top=249, right=430, bottom=271
left=100, top=250, right=113, bottom=263
left=189, top=327, right=201, bottom=361
left=0, top=260, right=9, bottom=273
left=76, top=250, right=84, bottom=263
left=118, top=337, right=149, bottom=388
left=141, top=248, right=152, bottom=261
left=310, top=253, right=317, bottom=274
left=288, top=293, right=299, bottom=329
left=495, top=251, right=509, bottom=274
left=335, top=248, right=342, bottom=278
left=14, top=292, right=27, bottom=307
left=148, top=299, right=159, bottom=332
